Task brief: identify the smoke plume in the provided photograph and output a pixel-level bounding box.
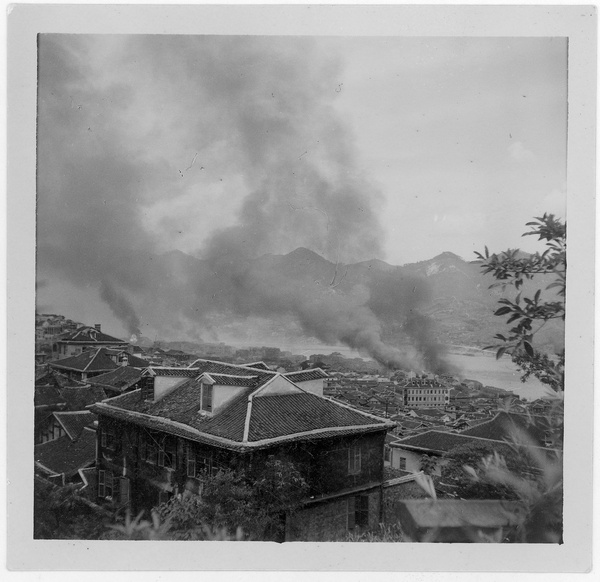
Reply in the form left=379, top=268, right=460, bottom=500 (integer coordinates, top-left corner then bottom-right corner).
left=36, top=35, right=451, bottom=373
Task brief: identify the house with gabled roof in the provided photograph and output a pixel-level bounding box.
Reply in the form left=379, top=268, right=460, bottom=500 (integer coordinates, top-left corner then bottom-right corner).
left=53, top=410, right=97, bottom=441
left=91, top=359, right=394, bottom=540
left=460, top=411, right=561, bottom=448
left=34, top=426, right=97, bottom=486
left=53, top=324, right=129, bottom=359
left=49, top=347, right=119, bottom=381
left=389, top=426, right=560, bottom=477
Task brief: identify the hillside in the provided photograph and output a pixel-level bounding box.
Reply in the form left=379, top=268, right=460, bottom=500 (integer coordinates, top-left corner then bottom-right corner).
left=156, top=248, right=564, bottom=354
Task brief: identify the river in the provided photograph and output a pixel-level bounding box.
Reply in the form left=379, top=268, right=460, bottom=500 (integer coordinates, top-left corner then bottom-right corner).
left=274, top=342, right=555, bottom=401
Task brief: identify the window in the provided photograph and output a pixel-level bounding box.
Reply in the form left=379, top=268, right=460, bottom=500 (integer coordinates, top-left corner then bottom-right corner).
left=399, top=456, right=407, bottom=471
left=157, top=437, right=177, bottom=468
left=101, top=424, right=116, bottom=450
left=197, top=453, right=213, bottom=476
left=201, top=383, right=213, bottom=413
left=143, top=433, right=160, bottom=465
left=98, top=469, right=114, bottom=498
left=98, top=470, right=105, bottom=498
left=355, top=495, right=369, bottom=528
left=186, top=442, right=196, bottom=477
left=347, top=496, right=356, bottom=529
left=140, top=376, right=155, bottom=401
left=348, top=446, right=361, bottom=475
left=119, top=477, right=131, bottom=505
left=384, top=447, right=391, bottom=462
left=347, top=496, right=369, bottom=530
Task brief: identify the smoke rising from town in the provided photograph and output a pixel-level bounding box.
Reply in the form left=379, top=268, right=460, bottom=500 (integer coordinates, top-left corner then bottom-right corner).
left=37, top=35, right=452, bottom=372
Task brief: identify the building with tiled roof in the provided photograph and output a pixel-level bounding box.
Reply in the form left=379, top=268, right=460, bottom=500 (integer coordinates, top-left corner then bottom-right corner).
left=460, top=411, right=559, bottom=448
left=388, top=427, right=559, bottom=476
left=57, top=385, right=109, bottom=411
left=102, top=349, right=150, bottom=369
left=401, top=379, right=450, bottom=409
left=34, top=382, right=69, bottom=444
left=91, top=360, right=394, bottom=539
left=34, top=427, right=97, bottom=485
left=49, top=347, right=119, bottom=381
left=88, top=366, right=144, bottom=397
left=53, top=324, right=129, bottom=359
left=53, top=410, right=97, bottom=441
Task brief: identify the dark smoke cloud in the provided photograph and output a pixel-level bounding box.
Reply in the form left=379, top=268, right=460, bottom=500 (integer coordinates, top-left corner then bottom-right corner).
left=99, top=280, right=141, bottom=336
left=37, top=35, right=451, bottom=373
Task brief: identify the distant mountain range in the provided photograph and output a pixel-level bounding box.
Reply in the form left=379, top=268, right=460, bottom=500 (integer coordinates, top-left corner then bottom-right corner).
left=160, top=247, right=564, bottom=354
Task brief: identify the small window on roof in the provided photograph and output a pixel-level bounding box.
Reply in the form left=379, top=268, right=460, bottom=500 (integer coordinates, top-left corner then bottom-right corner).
left=201, top=383, right=213, bottom=413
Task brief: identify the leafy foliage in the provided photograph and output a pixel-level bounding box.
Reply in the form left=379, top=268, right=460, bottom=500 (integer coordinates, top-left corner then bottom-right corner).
left=154, top=456, right=308, bottom=541
left=105, top=508, right=245, bottom=541
left=474, top=214, right=565, bottom=391
left=419, top=454, right=437, bottom=476
left=441, top=441, right=527, bottom=500
left=34, top=478, right=109, bottom=539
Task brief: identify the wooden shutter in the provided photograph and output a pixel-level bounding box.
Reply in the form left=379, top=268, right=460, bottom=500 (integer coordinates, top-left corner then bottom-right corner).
left=347, top=497, right=356, bottom=530
left=120, top=477, right=130, bottom=505
left=356, top=495, right=369, bottom=528
left=98, top=470, right=105, bottom=497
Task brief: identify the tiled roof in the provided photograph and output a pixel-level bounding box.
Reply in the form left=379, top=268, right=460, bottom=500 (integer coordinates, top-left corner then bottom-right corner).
left=34, top=428, right=97, bottom=478
left=204, top=373, right=260, bottom=387
left=35, top=385, right=67, bottom=408
left=460, top=412, right=553, bottom=447
left=102, top=350, right=150, bottom=368
left=284, top=369, right=329, bottom=382
left=241, top=361, right=271, bottom=370
left=418, top=408, right=449, bottom=418
left=94, top=369, right=392, bottom=450
left=390, top=430, right=512, bottom=455
left=247, top=392, right=385, bottom=442
left=125, top=354, right=151, bottom=368
left=396, top=419, right=429, bottom=430
left=58, top=326, right=127, bottom=344
left=35, top=369, right=88, bottom=389
left=53, top=411, right=97, bottom=440
left=50, top=348, right=118, bottom=373
left=88, top=366, right=143, bottom=392
left=403, top=380, right=447, bottom=388
left=188, top=358, right=277, bottom=377
left=58, top=385, right=109, bottom=410
left=148, top=367, right=200, bottom=377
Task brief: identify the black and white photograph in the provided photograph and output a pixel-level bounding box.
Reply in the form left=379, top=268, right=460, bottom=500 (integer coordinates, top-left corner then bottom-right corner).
left=6, top=3, right=596, bottom=574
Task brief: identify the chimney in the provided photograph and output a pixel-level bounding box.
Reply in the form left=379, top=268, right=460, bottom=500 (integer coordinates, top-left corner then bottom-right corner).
left=94, top=324, right=101, bottom=332
left=121, top=354, right=129, bottom=367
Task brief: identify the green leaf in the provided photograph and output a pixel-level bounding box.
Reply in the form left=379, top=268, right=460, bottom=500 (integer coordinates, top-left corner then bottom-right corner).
left=494, top=306, right=512, bottom=316
left=496, top=347, right=506, bottom=360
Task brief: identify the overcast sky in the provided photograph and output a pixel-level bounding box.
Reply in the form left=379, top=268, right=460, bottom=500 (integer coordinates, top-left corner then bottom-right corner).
left=36, top=35, right=567, bottom=335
